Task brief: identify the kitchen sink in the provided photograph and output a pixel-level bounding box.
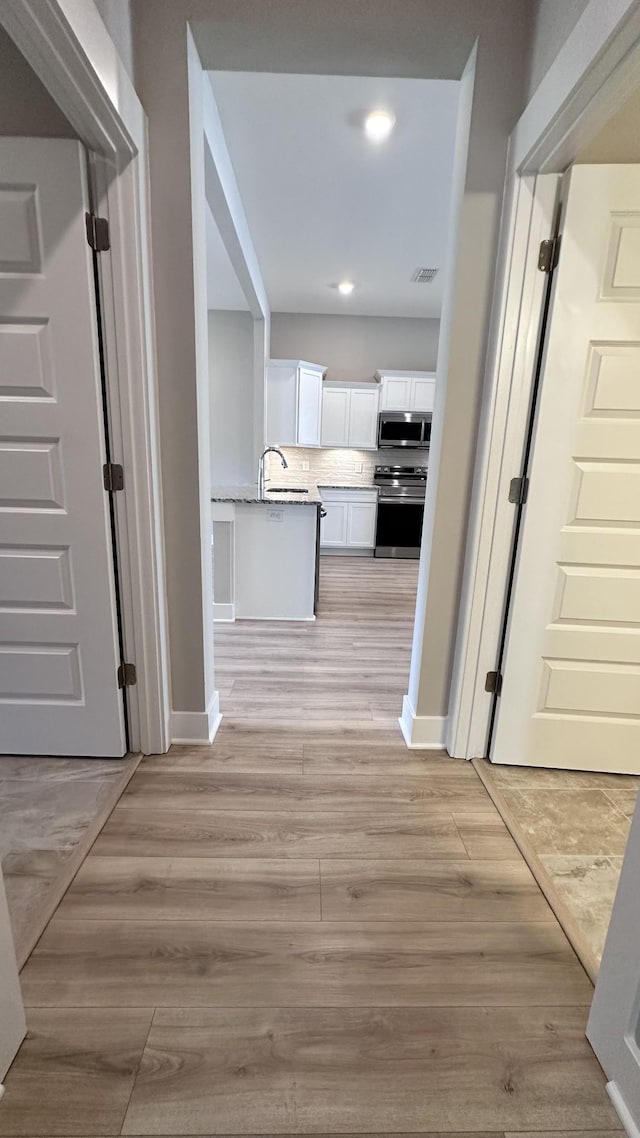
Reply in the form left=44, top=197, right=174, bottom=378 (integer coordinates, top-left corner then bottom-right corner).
left=268, top=486, right=309, bottom=493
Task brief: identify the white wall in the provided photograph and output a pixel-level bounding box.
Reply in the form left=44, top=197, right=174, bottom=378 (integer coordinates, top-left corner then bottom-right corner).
left=209, top=309, right=255, bottom=485
left=0, top=869, right=26, bottom=1080
left=525, top=0, right=591, bottom=99
left=270, top=314, right=439, bottom=382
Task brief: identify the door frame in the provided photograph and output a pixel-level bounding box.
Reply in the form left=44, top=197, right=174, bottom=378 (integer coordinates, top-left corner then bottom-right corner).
left=0, top=0, right=171, bottom=755
left=447, top=0, right=640, bottom=760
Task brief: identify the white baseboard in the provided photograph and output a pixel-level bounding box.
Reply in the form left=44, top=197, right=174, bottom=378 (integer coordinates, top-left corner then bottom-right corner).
left=607, top=1082, right=640, bottom=1138
left=399, top=694, right=447, bottom=750
left=171, top=690, right=222, bottom=745
left=213, top=602, right=235, bottom=622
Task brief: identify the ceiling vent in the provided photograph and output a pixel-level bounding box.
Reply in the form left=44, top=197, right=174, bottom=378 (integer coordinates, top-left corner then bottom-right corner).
left=411, top=267, right=439, bottom=283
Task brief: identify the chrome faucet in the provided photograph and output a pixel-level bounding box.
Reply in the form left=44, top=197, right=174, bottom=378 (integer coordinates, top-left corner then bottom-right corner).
left=258, top=446, right=288, bottom=498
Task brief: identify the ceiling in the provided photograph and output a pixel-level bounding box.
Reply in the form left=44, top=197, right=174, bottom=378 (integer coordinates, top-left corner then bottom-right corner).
left=207, top=72, right=460, bottom=318
left=206, top=205, right=249, bottom=310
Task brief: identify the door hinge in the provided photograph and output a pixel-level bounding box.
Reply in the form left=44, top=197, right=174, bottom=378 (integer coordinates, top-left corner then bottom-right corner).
left=538, top=235, right=561, bottom=273
left=85, top=211, right=110, bottom=252
left=485, top=670, right=503, bottom=696
left=508, top=475, right=529, bottom=506
left=103, top=462, right=124, bottom=492
left=117, top=661, right=137, bottom=688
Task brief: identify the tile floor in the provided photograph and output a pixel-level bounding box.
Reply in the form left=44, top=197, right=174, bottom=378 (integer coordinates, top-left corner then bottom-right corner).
left=475, top=758, right=639, bottom=979
left=0, top=753, right=140, bottom=966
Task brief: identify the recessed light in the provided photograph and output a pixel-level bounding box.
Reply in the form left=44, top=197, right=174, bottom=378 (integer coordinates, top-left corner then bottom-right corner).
left=364, top=109, right=396, bottom=143
left=338, top=280, right=355, bottom=296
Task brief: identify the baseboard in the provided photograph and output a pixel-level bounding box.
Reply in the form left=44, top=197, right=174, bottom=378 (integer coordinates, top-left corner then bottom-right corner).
left=171, top=690, right=222, bottom=745
left=607, top=1082, right=640, bottom=1138
left=213, top=602, right=235, bottom=622
left=399, top=694, right=447, bottom=750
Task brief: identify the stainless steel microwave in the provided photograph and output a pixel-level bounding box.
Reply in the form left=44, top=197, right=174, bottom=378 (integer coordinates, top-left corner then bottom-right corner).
left=377, top=411, right=432, bottom=449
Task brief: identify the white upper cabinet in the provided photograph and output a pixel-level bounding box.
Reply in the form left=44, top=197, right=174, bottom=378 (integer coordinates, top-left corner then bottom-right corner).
left=321, top=386, right=350, bottom=447
left=266, top=360, right=326, bottom=448
left=376, top=370, right=436, bottom=413
left=321, top=383, right=379, bottom=450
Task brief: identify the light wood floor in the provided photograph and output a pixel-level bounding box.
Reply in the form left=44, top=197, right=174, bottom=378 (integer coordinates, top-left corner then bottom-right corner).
left=0, top=559, right=619, bottom=1136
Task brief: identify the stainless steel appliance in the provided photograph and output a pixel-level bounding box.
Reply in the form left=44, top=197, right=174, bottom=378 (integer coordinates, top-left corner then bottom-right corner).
left=377, top=411, right=432, bottom=449
left=374, top=464, right=427, bottom=559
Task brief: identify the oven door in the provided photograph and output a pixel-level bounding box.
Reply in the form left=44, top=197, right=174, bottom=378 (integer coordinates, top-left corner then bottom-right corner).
left=374, top=497, right=425, bottom=558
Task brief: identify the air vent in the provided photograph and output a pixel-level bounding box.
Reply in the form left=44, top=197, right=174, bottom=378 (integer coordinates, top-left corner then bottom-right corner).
left=411, top=267, right=439, bottom=283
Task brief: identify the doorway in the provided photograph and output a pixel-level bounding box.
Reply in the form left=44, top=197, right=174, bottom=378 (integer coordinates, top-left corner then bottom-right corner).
left=200, top=65, right=467, bottom=732
left=465, top=88, right=640, bottom=981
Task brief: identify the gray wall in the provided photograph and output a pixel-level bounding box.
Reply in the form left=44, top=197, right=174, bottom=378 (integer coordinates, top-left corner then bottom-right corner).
left=131, top=0, right=534, bottom=722
left=577, top=83, right=640, bottom=163
left=209, top=310, right=255, bottom=485
left=0, top=26, right=76, bottom=136
left=93, top=0, right=135, bottom=81
left=270, top=314, right=439, bottom=382
left=525, top=0, right=590, bottom=100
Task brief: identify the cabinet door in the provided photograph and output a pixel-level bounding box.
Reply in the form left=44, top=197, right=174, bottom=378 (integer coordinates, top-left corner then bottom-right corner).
left=347, top=502, right=377, bottom=548
left=380, top=376, right=412, bottom=411
left=266, top=364, right=298, bottom=446
left=297, top=367, right=323, bottom=447
left=411, top=377, right=436, bottom=412
left=320, top=501, right=349, bottom=546
left=348, top=388, right=379, bottom=449
left=321, top=387, right=350, bottom=447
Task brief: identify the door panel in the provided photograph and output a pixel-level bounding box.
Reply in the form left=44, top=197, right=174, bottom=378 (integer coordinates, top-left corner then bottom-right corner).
left=411, top=377, right=435, bottom=412
left=347, top=502, right=376, bottom=548
left=0, top=138, right=125, bottom=756
left=348, top=389, right=379, bottom=449
left=492, top=165, right=640, bottom=773
left=320, top=502, right=348, bottom=546
left=380, top=376, right=411, bottom=411
left=321, top=387, right=349, bottom=447
left=297, top=367, right=322, bottom=447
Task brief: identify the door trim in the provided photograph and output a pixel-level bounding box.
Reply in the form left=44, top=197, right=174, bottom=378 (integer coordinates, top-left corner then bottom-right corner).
left=0, top=0, right=171, bottom=754
left=447, top=0, right=640, bottom=761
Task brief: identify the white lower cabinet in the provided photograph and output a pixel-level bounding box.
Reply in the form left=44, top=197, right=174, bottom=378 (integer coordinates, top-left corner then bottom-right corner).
left=320, top=500, right=349, bottom=546
left=320, top=489, right=378, bottom=550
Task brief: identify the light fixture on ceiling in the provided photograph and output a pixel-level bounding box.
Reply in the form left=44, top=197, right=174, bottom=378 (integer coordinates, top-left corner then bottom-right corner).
left=338, top=280, right=355, bottom=296
left=364, top=109, right=396, bottom=143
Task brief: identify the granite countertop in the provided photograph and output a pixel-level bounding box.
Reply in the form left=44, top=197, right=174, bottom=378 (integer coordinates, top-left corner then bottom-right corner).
left=211, top=483, right=323, bottom=505
left=319, top=483, right=377, bottom=491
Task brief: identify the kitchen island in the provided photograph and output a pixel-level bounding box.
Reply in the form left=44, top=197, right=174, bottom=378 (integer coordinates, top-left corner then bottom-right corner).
left=211, top=484, right=322, bottom=621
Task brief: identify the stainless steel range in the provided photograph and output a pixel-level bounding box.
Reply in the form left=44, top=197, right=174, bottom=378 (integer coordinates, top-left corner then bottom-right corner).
left=374, top=464, right=427, bottom=559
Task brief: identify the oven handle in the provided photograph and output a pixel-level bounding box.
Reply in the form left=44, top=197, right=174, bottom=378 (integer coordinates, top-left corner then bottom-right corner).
left=377, top=496, right=426, bottom=505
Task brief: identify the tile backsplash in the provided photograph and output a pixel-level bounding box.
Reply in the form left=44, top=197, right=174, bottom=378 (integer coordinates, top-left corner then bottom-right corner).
left=268, top=447, right=427, bottom=488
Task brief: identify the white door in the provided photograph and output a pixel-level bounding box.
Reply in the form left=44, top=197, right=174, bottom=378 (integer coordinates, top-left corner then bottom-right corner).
left=297, top=367, right=322, bottom=447
left=0, top=138, right=126, bottom=757
left=348, top=388, right=379, bottom=449
left=380, top=376, right=411, bottom=411
left=492, top=164, right=640, bottom=773
left=321, top=386, right=350, bottom=446
left=347, top=502, right=377, bottom=548
left=320, top=501, right=348, bottom=546
left=411, top=377, right=435, bottom=412
left=587, top=798, right=640, bottom=1133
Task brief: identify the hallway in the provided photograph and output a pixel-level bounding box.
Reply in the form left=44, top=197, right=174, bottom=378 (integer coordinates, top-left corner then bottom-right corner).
left=0, top=560, right=618, bottom=1135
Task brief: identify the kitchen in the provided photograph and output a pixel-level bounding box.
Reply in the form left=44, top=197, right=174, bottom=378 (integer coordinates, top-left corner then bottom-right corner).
left=207, top=71, right=459, bottom=631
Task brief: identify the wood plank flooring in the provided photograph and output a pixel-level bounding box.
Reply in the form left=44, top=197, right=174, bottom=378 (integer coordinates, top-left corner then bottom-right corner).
left=0, top=559, right=619, bottom=1136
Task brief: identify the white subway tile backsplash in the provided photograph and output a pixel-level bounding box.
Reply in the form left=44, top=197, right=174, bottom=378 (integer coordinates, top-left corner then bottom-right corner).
left=267, top=447, right=427, bottom=488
